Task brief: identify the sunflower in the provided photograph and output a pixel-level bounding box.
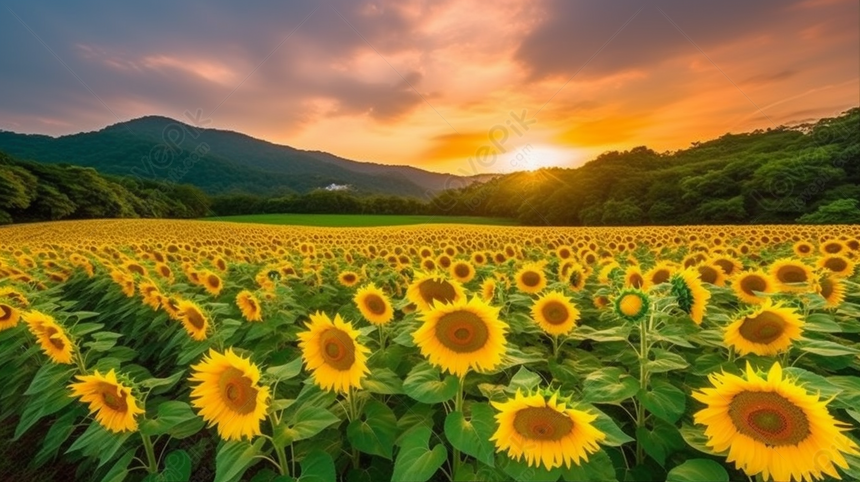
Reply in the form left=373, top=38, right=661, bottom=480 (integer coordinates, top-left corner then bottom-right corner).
left=236, top=290, right=262, bottom=322
left=593, top=295, right=610, bottom=310
left=353, top=285, right=394, bottom=325
left=0, top=287, right=29, bottom=307
left=724, top=299, right=803, bottom=356
left=644, top=262, right=674, bottom=288
left=693, top=362, right=858, bottom=482
left=110, top=270, right=136, bottom=297
left=770, top=259, right=813, bottom=292
left=480, top=278, right=497, bottom=303
left=413, top=296, right=507, bottom=377
left=623, top=266, right=646, bottom=289
left=696, top=263, right=727, bottom=287
left=614, top=289, right=649, bottom=321
left=731, top=270, right=774, bottom=305
left=23, top=311, right=74, bottom=364
left=820, top=240, right=846, bottom=256
left=298, top=312, right=370, bottom=393
left=817, top=255, right=855, bottom=278
left=531, top=291, right=580, bottom=336
left=0, top=303, right=20, bottom=331
left=178, top=300, right=209, bottom=340
left=69, top=369, right=144, bottom=433
left=816, top=275, right=846, bottom=309
left=711, top=255, right=743, bottom=278
left=792, top=241, right=815, bottom=257
left=670, top=269, right=710, bottom=325
left=491, top=390, right=605, bottom=470
left=450, top=260, right=476, bottom=284
left=515, top=262, right=548, bottom=294
left=189, top=348, right=270, bottom=441
left=201, top=271, right=223, bottom=296
left=567, top=264, right=588, bottom=292
left=406, top=272, right=466, bottom=311
left=338, top=271, right=360, bottom=287
left=138, top=279, right=162, bottom=311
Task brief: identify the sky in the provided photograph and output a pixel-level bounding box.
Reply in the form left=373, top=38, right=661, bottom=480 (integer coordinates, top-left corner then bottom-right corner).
left=0, top=0, right=857, bottom=176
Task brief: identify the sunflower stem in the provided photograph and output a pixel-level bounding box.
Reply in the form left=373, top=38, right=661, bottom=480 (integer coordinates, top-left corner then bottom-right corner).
left=141, top=433, right=158, bottom=474
left=634, top=307, right=654, bottom=467
left=452, top=374, right=466, bottom=481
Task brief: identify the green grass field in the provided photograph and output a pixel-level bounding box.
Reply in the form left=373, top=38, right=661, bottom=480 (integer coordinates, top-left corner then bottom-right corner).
left=201, top=213, right=518, bottom=227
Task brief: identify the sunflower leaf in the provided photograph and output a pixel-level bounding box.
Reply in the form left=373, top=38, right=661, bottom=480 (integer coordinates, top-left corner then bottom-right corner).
left=666, top=459, right=728, bottom=482
left=391, top=425, right=447, bottom=482
left=347, top=400, right=397, bottom=459
left=403, top=361, right=458, bottom=404
left=444, top=403, right=496, bottom=467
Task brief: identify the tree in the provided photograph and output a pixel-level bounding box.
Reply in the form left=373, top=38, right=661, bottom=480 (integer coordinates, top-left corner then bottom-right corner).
left=797, top=199, right=860, bottom=224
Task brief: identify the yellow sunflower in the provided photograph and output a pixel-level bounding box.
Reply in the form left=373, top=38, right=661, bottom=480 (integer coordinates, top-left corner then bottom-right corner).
left=338, top=271, right=360, bottom=287
left=531, top=291, right=580, bottom=336
left=515, top=261, right=548, bottom=294
left=189, top=348, right=270, bottom=441
left=110, top=270, right=136, bottom=298
left=816, top=275, right=846, bottom=308
left=0, top=286, right=29, bottom=307
left=23, top=311, right=74, bottom=364
left=623, top=265, right=646, bottom=289
left=614, top=289, right=649, bottom=321
left=770, top=259, right=813, bottom=293
left=449, top=260, right=476, bottom=284
left=731, top=270, right=775, bottom=305
left=644, top=262, right=674, bottom=288
left=696, top=263, right=727, bottom=287
left=138, top=279, right=162, bottom=311
left=0, top=303, right=20, bottom=331
left=490, top=390, right=605, bottom=470
left=480, top=278, right=497, bottom=303
left=178, top=300, right=209, bottom=340
left=413, top=296, right=507, bottom=377
left=354, top=284, right=394, bottom=325
left=69, top=369, right=144, bottom=433
left=724, top=299, right=803, bottom=356
left=817, top=255, right=855, bottom=278
left=670, top=269, right=710, bottom=325
left=298, top=312, right=370, bottom=393
left=406, top=272, right=466, bottom=311
left=201, top=271, right=223, bottom=297
left=792, top=240, right=815, bottom=257
left=693, top=362, right=858, bottom=482
left=236, top=290, right=263, bottom=322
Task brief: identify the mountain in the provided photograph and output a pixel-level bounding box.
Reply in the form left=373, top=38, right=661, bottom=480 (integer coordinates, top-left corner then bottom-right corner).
left=0, top=116, right=493, bottom=198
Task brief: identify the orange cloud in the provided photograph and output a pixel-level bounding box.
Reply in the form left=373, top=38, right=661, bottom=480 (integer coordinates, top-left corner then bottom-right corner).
left=555, top=115, right=650, bottom=148
left=422, top=131, right=497, bottom=160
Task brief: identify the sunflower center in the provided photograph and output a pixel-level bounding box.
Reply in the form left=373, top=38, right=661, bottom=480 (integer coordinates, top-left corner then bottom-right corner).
left=651, top=269, right=670, bottom=285
left=100, top=386, right=129, bottom=412
left=207, top=274, right=220, bottom=287
left=454, top=264, right=470, bottom=278
left=739, top=275, right=767, bottom=295
left=798, top=245, right=811, bottom=253
left=343, top=273, right=356, bottom=283
left=363, top=294, right=387, bottom=315
left=819, top=278, right=834, bottom=299
left=628, top=273, right=645, bottom=289
left=541, top=301, right=570, bottom=325
left=320, top=328, right=356, bottom=370
left=738, top=311, right=786, bottom=344
left=185, top=308, right=206, bottom=330
left=714, top=259, right=736, bottom=276
left=217, top=367, right=258, bottom=414
left=417, top=279, right=457, bottom=306
left=435, top=310, right=489, bottom=353
left=569, top=271, right=582, bottom=286
left=729, top=391, right=809, bottom=446
left=520, top=271, right=541, bottom=287
left=698, top=266, right=720, bottom=284
left=824, top=243, right=842, bottom=254
left=512, top=407, right=574, bottom=441
left=0, top=304, right=12, bottom=322
left=45, top=327, right=65, bottom=349
left=619, top=294, right=643, bottom=317
left=776, top=265, right=808, bottom=283
left=824, top=257, right=847, bottom=272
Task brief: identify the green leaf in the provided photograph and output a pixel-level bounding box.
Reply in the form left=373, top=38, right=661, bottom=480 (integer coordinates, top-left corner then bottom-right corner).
left=507, top=367, right=542, bottom=393
left=636, top=426, right=666, bottom=466
left=444, top=403, right=496, bottom=467
left=140, top=401, right=204, bottom=439
left=560, top=449, right=617, bottom=481
left=15, top=386, right=76, bottom=440
left=391, top=426, right=447, bottom=482
left=590, top=407, right=634, bottom=446
left=34, top=409, right=79, bottom=467
left=645, top=349, right=689, bottom=373
left=403, top=361, right=459, bottom=404
left=138, top=370, right=185, bottom=393
left=582, top=367, right=639, bottom=404
left=347, top=400, right=397, bottom=459
left=497, top=453, right=561, bottom=482
left=24, top=363, right=76, bottom=395
left=85, top=331, right=123, bottom=352
left=361, top=368, right=404, bottom=395
left=678, top=424, right=717, bottom=455
left=214, top=438, right=265, bottom=482
left=277, top=404, right=340, bottom=445
left=666, top=459, right=728, bottom=482
left=298, top=450, right=335, bottom=482
left=99, top=448, right=135, bottom=482
left=804, top=313, right=842, bottom=332
left=66, top=421, right=131, bottom=467
left=160, top=450, right=192, bottom=482
left=266, top=357, right=303, bottom=381
left=798, top=339, right=859, bottom=357
left=640, top=382, right=686, bottom=423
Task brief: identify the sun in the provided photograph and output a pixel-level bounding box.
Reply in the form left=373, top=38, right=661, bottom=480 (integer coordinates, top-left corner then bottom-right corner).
left=502, top=144, right=585, bottom=172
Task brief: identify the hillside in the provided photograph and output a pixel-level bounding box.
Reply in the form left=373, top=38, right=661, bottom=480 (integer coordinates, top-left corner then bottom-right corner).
left=430, top=107, right=860, bottom=225
left=0, top=116, right=490, bottom=198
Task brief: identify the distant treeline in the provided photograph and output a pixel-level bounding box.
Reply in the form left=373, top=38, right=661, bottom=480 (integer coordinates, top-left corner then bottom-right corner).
left=2, top=107, right=858, bottom=226
left=429, top=107, right=860, bottom=225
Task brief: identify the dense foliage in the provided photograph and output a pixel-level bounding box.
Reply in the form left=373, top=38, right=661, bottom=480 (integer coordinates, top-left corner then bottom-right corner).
left=1, top=221, right=859, bottom=482
left=429, top=108, right=860, bottom=226
left=0, top=152, right=210, bottom=224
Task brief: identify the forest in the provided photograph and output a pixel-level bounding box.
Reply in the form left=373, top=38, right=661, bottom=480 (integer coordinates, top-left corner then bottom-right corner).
left=1, top=107, right=857, bottom=226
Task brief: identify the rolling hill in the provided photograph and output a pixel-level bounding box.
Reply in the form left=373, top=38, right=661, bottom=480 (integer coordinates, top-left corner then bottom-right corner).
left=0, top=116, right=491, bottom=198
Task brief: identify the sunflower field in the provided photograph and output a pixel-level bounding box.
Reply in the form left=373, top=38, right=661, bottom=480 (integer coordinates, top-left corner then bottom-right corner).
left=2, top=219, right=860, bottom=482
